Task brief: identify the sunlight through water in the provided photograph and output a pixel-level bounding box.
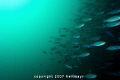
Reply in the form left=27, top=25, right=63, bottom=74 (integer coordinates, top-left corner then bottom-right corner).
left=0, top=0, right=30, bottom=10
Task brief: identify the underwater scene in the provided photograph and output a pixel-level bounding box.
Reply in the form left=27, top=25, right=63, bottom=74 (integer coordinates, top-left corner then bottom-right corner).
left=0, top=0, right=120, bottom=80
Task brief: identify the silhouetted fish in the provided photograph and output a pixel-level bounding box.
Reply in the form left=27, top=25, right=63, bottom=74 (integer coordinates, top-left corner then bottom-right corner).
left=106, top=31, right=114, bottom=38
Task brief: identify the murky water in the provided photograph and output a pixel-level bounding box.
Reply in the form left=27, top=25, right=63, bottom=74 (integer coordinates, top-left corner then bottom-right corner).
left=0, top=0, right=120, bottom=80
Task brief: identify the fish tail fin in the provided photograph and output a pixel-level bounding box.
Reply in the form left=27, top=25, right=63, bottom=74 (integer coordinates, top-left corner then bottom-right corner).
left=103, top=19, right=106, bottom=23
left=77, top=57, right=81, bottom=64
left=102, top=24, right=105, bottom=28
left=102, top=24, right=108, bottom=30
left=105, top=48, right=107, bottom=51
left=114, top=45, right=118, bottom=51
left=106, top=30, right=114, bottom=38
left=89, top=43, right=93, bottom=48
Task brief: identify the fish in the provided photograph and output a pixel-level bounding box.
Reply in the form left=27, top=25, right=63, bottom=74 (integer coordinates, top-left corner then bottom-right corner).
left=82, top=17, right=92, bottom=22
left=50, top=36, right=54, bottom=38
left=81, top=44, right=91, bottom=48
left=71, top=55, right=77, bottom=58
left=53, top=41, right=60, bottom=44
left=49, top=41, right=52, bottom=42
left=103, top=62, right=114, bottom=66
left=73, top=65, right=79, bottom=68
left=107, top=9, right=120, bottom=15
left=54, top=37, right=62, bottom=41
left=50, top=58, right=54, bottom=61
left=106, top=71, right=120, bottom=76
left=55, top=51, right=61, bottom=54
left=77, top=52, right=90, bottom=57
left=73, top=46, right=80, bottom=49
left=59, top=44, right=68, bottom=48
left=72, top=35, right=80, bottom=38
left=103, top=15, right=120, bottom=23
left=111, top=3, right=116, bottom=6
left=61, top=45, right=68, bottom=48
left=103, top=21, right=120, bottom=28
left=106, top=45, right=120, bottom=50
left=70, top=41, right=78, bottom=45
left=88, top=70, right=92, bottom=73
left=77, top=56, right=81, bottom=64
left=51, top=47, right=58, bottom=50
left=106, top=46, right=116, bottom=50
left=88, top=36, right=102, bottom=41
left=55, top=51, right=63, bottom=57
left=43, top=51, right=46, bottom=54
left=62, top=28, right=67, bottom=30
left=65, top=64, right=72, bottom=68
left=65, top=56, right=71, bottom=63
left=46, top=71, right=51, bottom=74
left=101, top=62, right=114, bottom=69
left=84, top=74, right=97, bottom=79
left=94, top=11, right=104, bottom=15
left=57, top=60, right=62, bottom=63
left=74, top=24, right=84, bottom=28
left=61, top=53, right=68, bottom=56
left=59, top=29, right=61, bottom=33
left=60, top=34, right=67, bottom=37
left=106, top=31, right=114, bottom=38
left=92, top=41, right=106, bottom=46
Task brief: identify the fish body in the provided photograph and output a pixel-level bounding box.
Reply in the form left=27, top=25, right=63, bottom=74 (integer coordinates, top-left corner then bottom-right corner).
left=104, top=15, right=120, bottom=23
left=74, top=65, right=79, bottom=68
left=107, top=9, right=120, bottom=15
left=54, top=41, right=60, bottom=44
left=77, top=56, right=81, bottom=64
left=88, top=36, right=101, bottom=41
left=70, top=41, right=78, bottom=45
left=65, top=65, right=72, bottom=68
left=104, top=62, right=114, bottom=66
left=106, top=45, right=120, bottom=50
left=60, top=44, right=68, bottom=48
left=77, top=52, right=90, bottom=57
left=55, top=51, right=61, bottom=54
left=92, top=41, right=106, bottom=46
left=60, top=34, right=67, bottom=37
left=106, top=71, right=120, bottom=76
left=106, top=31, right=114, bottom=38
left=74, top=24, right=84, bottom=28
left=73, top=46, right=80, bottom=50
left=94, top=11, right=104, bottom=15
left=81, top=44, right=91, bottom=48
left=104, top=21, right=120, bottom=27
left=61, top=53, right=68, bottom=56
left=51, top=47, right=58, bottom=50
left=72, top=35, right=80, bottom=38
left=111, top=3, right=116, bottom=6
left=43, top=51, right=46, bottom=54
left=82, top=17, right=92, bottom=21
left=84, top=74, right=97, bottom=79
left=71, top=55, right=77, bottom=58
left=113, top=45, right=120, bottom=51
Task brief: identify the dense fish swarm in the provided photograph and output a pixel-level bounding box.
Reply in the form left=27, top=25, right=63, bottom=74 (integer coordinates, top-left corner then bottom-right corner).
left=46, top=1, right=120, bottom=79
